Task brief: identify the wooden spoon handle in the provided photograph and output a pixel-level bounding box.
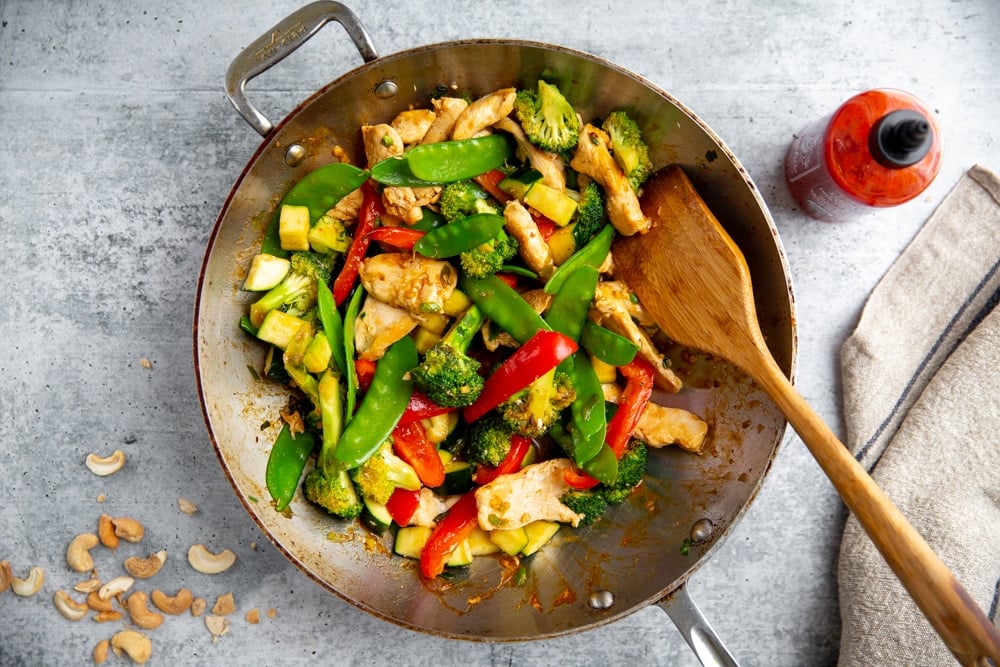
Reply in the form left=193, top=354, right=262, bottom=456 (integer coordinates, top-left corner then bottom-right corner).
left=751, top=353, right=1000, bottom=665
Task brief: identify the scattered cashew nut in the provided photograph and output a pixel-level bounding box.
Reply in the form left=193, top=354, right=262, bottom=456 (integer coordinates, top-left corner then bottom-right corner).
left=86, top=589, right=114, bottom=612
left=211, top=591, right=235, bottom=616
left=124, top=550, right=166, bottom=579
left=0, top=560, right=12, bottom=593
left=110, top=629, right=152, bottom=664
left=11, top=565, right=44, bottom=597
left=74, top=576, right=102, bottom=594
left=67, top=533, right=100, bottom=573
left=204, top=615, right=230, bottom=643
left=98, top=513, right=119, bottom=550
left=187, top=544, right=236, bottom=574
left=190, top=596, right=207, bottom=617
left=151, top=587, right=193, bottom=615
left=54, top=589, right=90, bottom=621
left=98, top=575, right=134, bottom=601
left=93, top=639, right=110, bottom=664
left=85, top=449, right=126, bottom=476
left=177, top=497, right=198, bottom=515
left=112, top=517, right=144, bottom=543
left=125, top=591, right=164, bottom=630
left=93, top=609, right=123, bottom=623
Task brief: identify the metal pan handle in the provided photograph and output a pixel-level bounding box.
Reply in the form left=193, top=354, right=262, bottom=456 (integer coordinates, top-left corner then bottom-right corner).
left=656, top=584, right=739, bottom=667
left=225, top=0, right=378, bottom=137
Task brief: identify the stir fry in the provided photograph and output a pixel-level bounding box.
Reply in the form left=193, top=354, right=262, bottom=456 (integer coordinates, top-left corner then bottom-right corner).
left=239, top=80, right=709, bottom=579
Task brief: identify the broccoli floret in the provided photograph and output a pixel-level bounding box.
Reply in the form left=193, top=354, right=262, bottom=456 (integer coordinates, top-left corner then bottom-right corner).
left=513, top=80, right=580, bottom=153
left=412, top=305, right=486, bottom=407
left=464, top=412, right=516, bottom=467
left=303, top=371, right=363, bottom=518
left=500, top=369, right=576, bottom=438
left=289, top=250, right=333, bottom=285
left=602, top=110, right=653, bottom=192
left=459, top=230, right=518, bottom=278
left=570, top=181, right=606, bottom=248
left=439, top=180, right=498, bottom=222
left=600, top=440, right=647, bottom=505
left=349, top=440, right=422, bottom=504
left=249, top=271, right=317, bottom=326
left=559, top=489, right=609, bottom=526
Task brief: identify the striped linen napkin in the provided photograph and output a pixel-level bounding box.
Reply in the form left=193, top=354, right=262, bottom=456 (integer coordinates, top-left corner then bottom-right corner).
left=837, top=165, right=1000, bottom=665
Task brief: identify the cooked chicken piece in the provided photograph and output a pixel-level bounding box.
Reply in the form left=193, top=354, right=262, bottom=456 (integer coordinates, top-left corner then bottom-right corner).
left=360, top=123, right=428, bottom=223
left=480, top=289, right=553, bottom=351
left=421, top=97, right=468, bottom=144
left=493, top=117, right=566, bottom=190
left=359, top=252, right=457, bottom=316
left=590, top=281, right=683, bottom=392
left=407, top=488, right=459, bottom=527
left=354, top=295, right=419, bottom=361
left=382, top=185, right=441, bottom=225
left=475, top=458, right=584, bottom=530
left=452, top=88, right=516, bottom=140
left=391, top=108, right=436, bottom=144
left=570, top=123, right=650, bottom=235
left=361, top=123, right=404, bottom=165
left=328, top=187, right=363, bottom=222
left=593, top=279, right=657, bottom=327
left=504, top=200, right=555, bottom=279
left=602, top=384, right=708, bottom=453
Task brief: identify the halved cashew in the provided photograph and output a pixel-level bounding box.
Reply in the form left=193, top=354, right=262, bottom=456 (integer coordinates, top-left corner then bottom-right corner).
left=205, top=615, right=231, bottom=643
left=67, top=533, right=100, bottom=572
left=125, top=591, right=164, bottom=630
left=93, top=639, right=110, bottom=664
left=93, top=610, right=123, bottom=623
left=112, top=517, right=144, bottom=543
left=124, top=550, right=166, bottom=579
left=187, top=544, right=236, bottom=574
left=0, top=560, right=12, bottom=593
left=111, top=629, right=152, bottom=664
left=74, top=577, right=101, bottom=594
left=98, top=575, right=134, bottom=601
left=177, top=497, right=198, bottom=515
left=211, top=591, right=235, bottom=616
left=11, top=565, right=44, bottom=597
left=87, top=590, right=114, bottom=612
left=151, top=587, right=193, bottom=615
left=98, top=514, right=119, bottom=549
left=85, top=449, right=126, bottom=476
left=54, top=589, right=90, bottom=621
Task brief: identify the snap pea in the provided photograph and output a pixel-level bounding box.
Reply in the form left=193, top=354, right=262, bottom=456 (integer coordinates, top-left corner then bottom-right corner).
left=459, top=273, right=550, bottom=345
left=265, top=424, right=315, bottom=512
left=414, top=213, right=506, bottom=259
left=581, top=442, right=619, bottom=486
left=317, top=279, right=346, bottom=375
left=342, top=285, right=365, bottom=421
left=498, top=264, right=538, bottom=280
left=565, top=350, right=608, bottom=467
left=579, top=320, right=639, bottom=367
left=333, top=335, right=418, bottom=469
left=544, top=224, right=614, bottom=294
left=370, top=155, right=439, bottom=187
left=410, top=207, right=448, bottom=232
left=545, top=265, right=599, bottom=342
left=262, top=163, right=369, bottom=256
left=407, top=134, right=512, bottom=183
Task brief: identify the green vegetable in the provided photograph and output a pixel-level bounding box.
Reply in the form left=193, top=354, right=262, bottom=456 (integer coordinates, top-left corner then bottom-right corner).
left=559, top=489, right=608, bottom=526
left=500, top=368, right=575, bottom=438
left=464, top=412, right=516, bottom=467
left=579, top=321, right=638, bottom=367
left=410, top=207, right=448, bottom=232
left=561, top=351, right=607, bottom=467
left=545, top=265, right=599, bottom=342
left=414, top=213, right=507, bottom=259
left=602, top=110, right=653, bottom=192
left=459, top=273, right=550, bottom=345
left=342, top=286, right=365, bottom=420
left=248, top=271, right=316, bottom=328
left=570, top=181, right=607, bottom=249
left=265, top=424, right=315, bottom=512
left=370, top=156, right=437, bottom=187
left=582, top=442, right=619, bottom=487
left=316, top=280, right=346, bottom=375
left=513, top=80, right=580, bottom=153
left=333, top=336, right=418, bottom=469
left=459, top=229, right=519, bottom=278
left=350, top=440, right=421, bottom=505
left=439, top=180, right=498, bottom=221
left=412, top=305, right=486, bottom=408
left=601, top=440, right=647, bottom=504
left=303, top=370, right=362, bottom=519
left=407, top=134, right=512, bottom=183
left=544, top=224, right=614, bottom=294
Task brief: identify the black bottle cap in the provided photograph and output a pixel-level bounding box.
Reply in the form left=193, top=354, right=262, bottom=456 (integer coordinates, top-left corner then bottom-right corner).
left=869, top=109, right=934, bottom=168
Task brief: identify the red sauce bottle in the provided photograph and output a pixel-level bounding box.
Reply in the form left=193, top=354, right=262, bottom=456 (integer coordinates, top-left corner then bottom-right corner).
left=785, top=89, right=942, bottom=222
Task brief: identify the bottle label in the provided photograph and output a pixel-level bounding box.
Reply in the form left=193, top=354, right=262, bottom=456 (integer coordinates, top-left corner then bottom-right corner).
left=786, top=119, right=869, bottom=222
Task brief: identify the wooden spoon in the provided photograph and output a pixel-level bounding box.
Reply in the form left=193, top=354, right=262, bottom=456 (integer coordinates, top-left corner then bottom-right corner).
left=614, top=166, right=1000, bottom=666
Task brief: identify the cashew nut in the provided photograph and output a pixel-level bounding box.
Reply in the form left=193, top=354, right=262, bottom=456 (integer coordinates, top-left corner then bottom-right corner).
left=110, top=629, right=152, bottom=664
left=53, top=589, right=90, bottom=621
left=87, top=589, right=114, bottom=612
left=150, top=587, right=192, bottom=615
left=11, top=565, right=44, bottom=597
left=67, top=533, right=100, bottom=573
left=0, top=560, right=12, bottom=593
left=93, top=610, right=123, bottom=623
left=177, top=497, right=198, bottom=515
left=123, top=550, right=166, bottom=579
left=74, top=576, right=101, bottom=594
left=245, top=608, right=261, bottom=625
left=190, top=596, right=207, bottom=617
left=112, top=517, right=144, bottom=543
left=187, top=544, right=236, bottom=574
left=85, top=449, right=126, bottom=476
left=93, top=639, right=110, bottom=664
left=98, top=575, right=134, bottom=601
left=211, top=591, right=235, bottom=616
left=125, top=591, right=164, bottom=630
left=98, top=513, right=119, bottom=550
left=204, top=615, right=230, bottom=643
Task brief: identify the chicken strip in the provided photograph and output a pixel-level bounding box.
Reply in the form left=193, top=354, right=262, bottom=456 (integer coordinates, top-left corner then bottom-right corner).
left=327, top=187, right=363, bottom=222
left=475, top=458, right=584, bottom=530
left=504, top=199, right=555, bottom=279
left=493, top=116, right=566, bottom=190
left=571, top=123, right=650, bottom=235
left=361, top=123, right=404, bottom=164
left=480, top=289, right=553, bottom=351
left=407, top=488, right=459, bottom=527
left=590, top=281, right=683, bottom=392
left=359, top=252, right=457, bottom=316
left=593, top=279, right=657, bottom=327
left=381, top=185, right=441, bottom=225
left=602, top=384, right=708, bottom=453
left=354, top=296, right=419, bottom=361
left=452, top=88, right=516, bottom=140
left=361, top=123, right=427, bottom=223
left=391, top=108, right=436, bottom=144
left=421, top=97, right=468, bottom=145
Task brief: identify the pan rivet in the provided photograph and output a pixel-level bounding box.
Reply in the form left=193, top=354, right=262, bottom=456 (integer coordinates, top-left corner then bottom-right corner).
left=588, top=590, right=615, bottom=610
left=690, top=518, right=714, bottom=544
left=374, top=80, right=398, bottom=99
left=284, top=144, right=306, bottom=167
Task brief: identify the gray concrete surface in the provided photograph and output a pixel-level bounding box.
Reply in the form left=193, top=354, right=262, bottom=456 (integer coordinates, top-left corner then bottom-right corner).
left=1, top=1, right=998, bottom=665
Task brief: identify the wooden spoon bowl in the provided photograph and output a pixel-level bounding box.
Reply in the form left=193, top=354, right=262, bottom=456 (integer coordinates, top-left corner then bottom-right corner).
left=614, top=166, right=1000, bottom=666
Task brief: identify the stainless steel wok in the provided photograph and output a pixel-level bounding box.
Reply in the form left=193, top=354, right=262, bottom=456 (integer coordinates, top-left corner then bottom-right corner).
left=194, top=2, right=797, bottom=662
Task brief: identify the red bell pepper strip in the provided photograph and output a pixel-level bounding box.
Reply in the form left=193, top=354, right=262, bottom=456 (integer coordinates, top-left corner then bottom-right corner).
left=354, top=358, right=376, bottom=392
left=392, top=421, right=445, bottom=488
left=495, top=272, right=519, bottom=289
left=420, top=491, right=479, bottom=578
left=398, top=388, right=454, bottom=426
left=463, top=330, right=578, bottom=424
left=530, top=211, right=558, bottom=241
left=367, top=226, right=425, bottom=250
left=605, top=356, right=655, bottom=458
left=563, top=466, right=601, bottom=490
left=474, top=168, right=511, bottom=204
left=474, top=434, right=531, bottom=485
left=386, top=487, right=421, bottom=526
left=333, top=180, right=382, bottom=305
